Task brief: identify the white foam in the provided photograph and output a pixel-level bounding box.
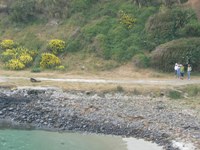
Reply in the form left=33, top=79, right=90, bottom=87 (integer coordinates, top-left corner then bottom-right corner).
left=172, top=140, right=195, bottom=150
left=123, top=138, right=163, bottom=150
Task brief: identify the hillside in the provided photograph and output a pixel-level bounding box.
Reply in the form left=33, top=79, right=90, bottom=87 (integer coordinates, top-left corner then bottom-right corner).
left=188, top=0, right=200, bottom=19
left=0, top=0, right=200, bottom=72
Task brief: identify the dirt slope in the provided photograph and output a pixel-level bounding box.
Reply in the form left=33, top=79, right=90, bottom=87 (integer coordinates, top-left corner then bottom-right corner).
left=187, top=0, right=200, bottom=19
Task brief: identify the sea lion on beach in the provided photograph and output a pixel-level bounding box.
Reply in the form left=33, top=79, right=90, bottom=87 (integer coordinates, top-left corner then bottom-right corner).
left=30, top=78, right=41, bottom=83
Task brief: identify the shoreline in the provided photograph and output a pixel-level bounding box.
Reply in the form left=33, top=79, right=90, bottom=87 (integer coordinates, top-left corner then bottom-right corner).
left=0, top=87, right=199, bottom=150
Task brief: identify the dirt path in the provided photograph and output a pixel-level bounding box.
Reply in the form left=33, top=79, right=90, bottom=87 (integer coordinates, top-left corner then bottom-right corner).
left=0, top=76, right=200, bottom=86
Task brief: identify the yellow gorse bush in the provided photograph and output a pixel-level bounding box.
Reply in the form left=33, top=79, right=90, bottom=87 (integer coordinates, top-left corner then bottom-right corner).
left=1, top=46, right=36, bottom=70
left=6, top=59, right=25, bottom=70
left=119, top=10, right=136, bottom=29
left=19, top=54, right=33, bottom=66
left=48, top=39, right=65, bottom=55
left=40, top=53, right=61, bottom=68
left=1, top=49, right=17, bottom=62
left=15, top=47, right=37, bottom=57
left=0, top=39, right=16, bottom=50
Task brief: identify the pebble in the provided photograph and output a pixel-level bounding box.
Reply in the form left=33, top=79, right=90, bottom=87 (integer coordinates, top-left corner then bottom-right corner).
left=8, top=108, right=14, bottom=111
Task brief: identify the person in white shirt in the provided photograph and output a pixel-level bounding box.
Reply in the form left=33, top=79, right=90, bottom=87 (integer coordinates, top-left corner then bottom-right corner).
left=174, top=63, right=178, bottom=78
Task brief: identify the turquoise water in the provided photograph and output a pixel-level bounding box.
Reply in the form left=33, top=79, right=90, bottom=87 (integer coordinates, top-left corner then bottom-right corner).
left=0, top=130, right=163, bottom=150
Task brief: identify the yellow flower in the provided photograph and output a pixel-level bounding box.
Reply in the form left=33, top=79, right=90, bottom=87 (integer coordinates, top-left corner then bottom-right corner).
left=48, top=39, right=66, bottom=55
left=0, top=39, right=15, bottom=50
left=19, top=54, right=33, bottom=66
left=6, top=59, right=25, bottom=70
left=40, top=53, right=61, bottom=69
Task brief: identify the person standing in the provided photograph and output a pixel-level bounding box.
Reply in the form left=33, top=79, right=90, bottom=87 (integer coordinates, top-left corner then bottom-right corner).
left=187, top=64, right=192, bottom=80
left=180, top=64, right=184, bottom=80
left=174, top=63, right=178, bottom=78
left=177, top=64, right=181, bottom=79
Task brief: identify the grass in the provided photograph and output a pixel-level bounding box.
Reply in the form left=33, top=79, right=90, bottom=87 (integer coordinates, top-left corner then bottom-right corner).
left=168, top=90, right=183, bottom=99
left=182, top=84, right=200, bottom=97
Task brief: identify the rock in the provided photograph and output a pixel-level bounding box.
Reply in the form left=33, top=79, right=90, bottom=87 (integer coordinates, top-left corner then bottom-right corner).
left=85, top=91, right=91, bottom=95
left=8, top=107, right=14, bottom=111
left=81, top=66, right=85, bottom=70
left=160, top=92, right=165, bottom=96
left=0, top=111, right=3, bottom=115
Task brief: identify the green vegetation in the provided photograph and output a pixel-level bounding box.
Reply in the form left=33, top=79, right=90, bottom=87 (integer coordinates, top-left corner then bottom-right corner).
left=0, top=0, right=199, bottom=72
left=183, top=85, right=200, bottom=97
left=151, top=38, right=200, bottom=72
left=168, top=85, right=200, bottom=100
left=145, top=7, right=196, bottom=49
left=168, top=90, right=183, bottom=99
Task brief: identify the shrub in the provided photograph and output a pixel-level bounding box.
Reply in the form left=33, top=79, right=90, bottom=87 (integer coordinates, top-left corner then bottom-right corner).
left=6, top=59, right=25, bottom=70
left=0, top=39, right=16, bottom=50
left=31, top=67, right=41, bottom=73
left=119, top=10, right=136, bottom=29
left=19, top=54, right=33, bottom=66
left=47, top=39, right=66, bottom=55
left=151, top=38, right=200, bottom=72
left=10, top=0, right=37, bottom=23
left=179, top=21, right=200, bottom=37
left=70, top=0, right=96, bottom=13
left=40, top=53, right=61, bottom=69
left=146, top=7, right=196, bottom=46
left=1, top=49, right=17, bottom=62
left=11, top=47, right=37, bottom=58
left=133, top=53, right=150, bottom=68
left=116, top=85, right=124, bottom=92
left=1, top=47, right=36, bottom=62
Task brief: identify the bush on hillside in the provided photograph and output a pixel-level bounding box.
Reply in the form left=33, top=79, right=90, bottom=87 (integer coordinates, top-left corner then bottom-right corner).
left=1, top=46, right=36, bottom=70
left=133, top=53, right=150, bottom=68
left=1, top=49, right=17, bottom=62
left=119, top=10, right=137, bottom=29
left=70, top=0, right=97, bottom=13
left=31, top=67, right=41, bottom=73
left=6, top=59, right=25, bottom=70
left=132, top=0, right=162, bottom=7
left=19, top=54, right=33, bottom=66
left=146, top=7, right=196, bottom=47
left=14, top=47, right=37, bottom=57
left=0, top=39, right=16, bottom=50
left=47, top=39, right=66, bottom=55
left=40, top=53, right=61, bottom=69
left=10, top=0, right=38, bottom=23
left=179, top=21, right=200, bottom=37
left=151, top=38, right=200, bottom=72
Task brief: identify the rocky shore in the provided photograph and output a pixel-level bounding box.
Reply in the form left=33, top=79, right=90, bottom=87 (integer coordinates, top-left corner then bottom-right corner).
left=0, top=87, right=199, bottom=150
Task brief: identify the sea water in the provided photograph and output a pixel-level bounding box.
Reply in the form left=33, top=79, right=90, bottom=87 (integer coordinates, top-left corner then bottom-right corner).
left=0, top=129, right=163, bottom=150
